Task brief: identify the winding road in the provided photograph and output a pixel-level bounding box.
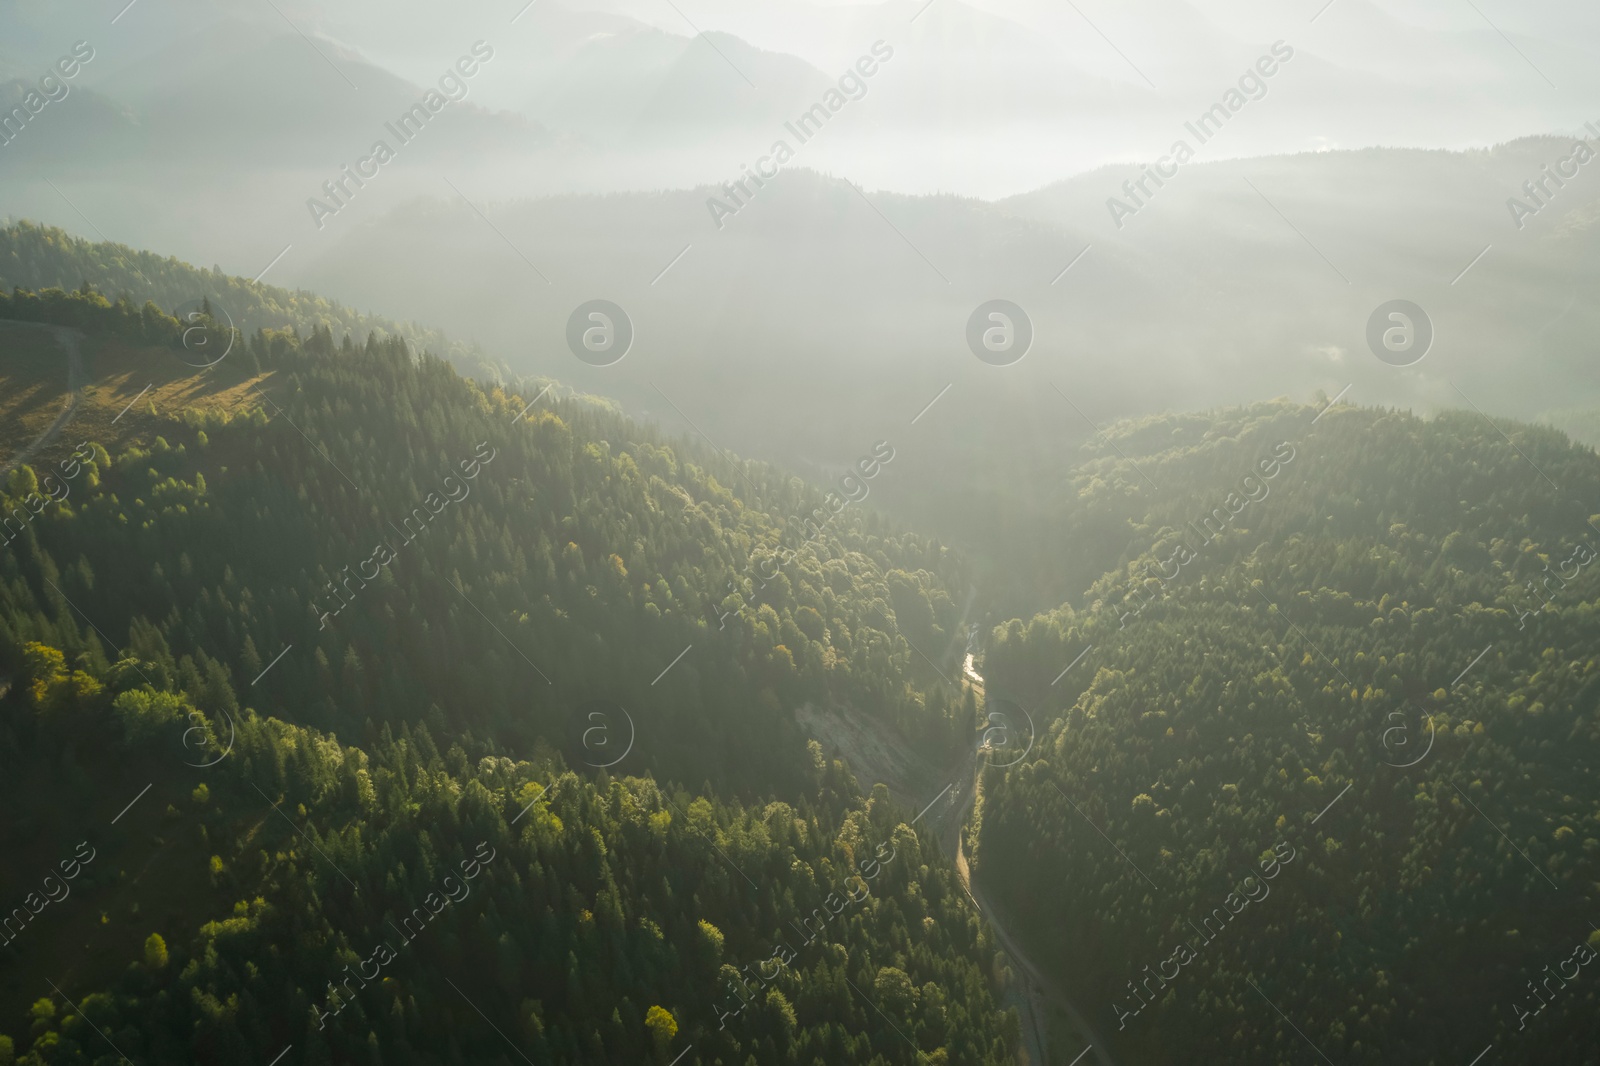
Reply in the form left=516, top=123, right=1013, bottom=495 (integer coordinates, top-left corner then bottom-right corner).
left=0, top=322, right=86, bottom=480
left=922, top=655, right=1116, bottom=1066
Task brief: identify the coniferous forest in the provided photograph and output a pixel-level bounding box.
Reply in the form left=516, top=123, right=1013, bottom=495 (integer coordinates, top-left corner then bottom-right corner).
left=2, top=6, right=1600, bottom=1059
left=3, top=221, right=1597, bottom=1065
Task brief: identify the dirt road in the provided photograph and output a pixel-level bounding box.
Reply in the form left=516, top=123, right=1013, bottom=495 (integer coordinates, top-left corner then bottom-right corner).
left=803, top=650, right=1115, bottom=1066
left=921, top=655, right=1115, bottom=1066
left=0, top=322, right=86, bottom=480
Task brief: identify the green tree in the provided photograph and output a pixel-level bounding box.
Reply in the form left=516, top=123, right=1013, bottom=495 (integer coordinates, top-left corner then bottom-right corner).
left=644, top=1005, right=677, bottom=1054
left=144, top=933, right=168, bottom=970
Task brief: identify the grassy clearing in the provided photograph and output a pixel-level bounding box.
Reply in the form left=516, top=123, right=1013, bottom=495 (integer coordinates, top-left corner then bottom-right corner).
left=74, top=335, right=271, bottom=444
left=0, top=324, right=271, bottom=477
left=0, top=322, right=73, bottom=461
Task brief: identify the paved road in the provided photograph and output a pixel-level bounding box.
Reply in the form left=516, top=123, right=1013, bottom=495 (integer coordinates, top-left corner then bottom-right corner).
left=0, top=322, right=86, bottom=481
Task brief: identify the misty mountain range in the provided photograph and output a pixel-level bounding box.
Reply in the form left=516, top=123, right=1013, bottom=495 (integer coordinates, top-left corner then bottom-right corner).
left=3, top=0, right=1597, bottom=601
left=3, top=0, right=1598, bottom=245
left=5, top=4, right=1600, bottom=1064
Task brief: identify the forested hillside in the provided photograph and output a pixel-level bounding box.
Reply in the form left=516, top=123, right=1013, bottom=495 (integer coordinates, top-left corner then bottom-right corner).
left=5, top=0, right=1597, bottom=1060
left=1, top=643, right=1013, bottom=1066
left=8, top=261, right=1600, bottom=1066
left=974, top=399, right=1600, bottom=1064
left=0, top=290, right=971, bottom=792
left=0, top=222, right=488, bottom=380
left=0, top=293, right=996, bottom=1064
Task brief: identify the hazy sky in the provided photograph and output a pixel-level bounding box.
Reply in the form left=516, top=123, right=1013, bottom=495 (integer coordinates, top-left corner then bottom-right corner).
left=4, top=0, right=1600, bottom=499
left=3, top=0, right=1598, bottom=307
left=5, top=0, right=1597, bottom=200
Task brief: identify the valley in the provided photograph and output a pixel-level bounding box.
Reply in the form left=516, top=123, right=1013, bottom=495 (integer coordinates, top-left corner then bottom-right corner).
left=2, top=3, right=1598, bottom=1062
left=0, top=226, right=1596, bottom=1066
